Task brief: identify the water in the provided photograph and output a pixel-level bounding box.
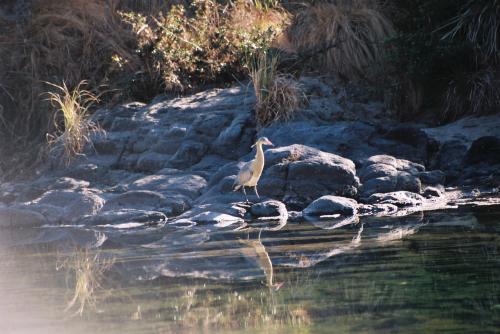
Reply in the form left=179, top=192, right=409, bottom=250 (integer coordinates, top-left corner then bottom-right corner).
left=1, top=205, right=499, bottom=333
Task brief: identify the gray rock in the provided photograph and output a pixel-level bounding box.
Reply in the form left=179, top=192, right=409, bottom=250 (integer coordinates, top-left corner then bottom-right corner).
left=303, top=195, right=358, bottom=216
left=135, top=152, right=170, bottom=172
left=0, top=208, right=47, bottom=228
left=151, top=139, right=183, bottom=155
left=422, top=187, right=443, bottom=198
left=432, top=140, right=468, bottom=181
left=190, top=211, right=244, bottom=226
left=130, top=173, right=207, bottom=200
left=169, top=141, right=208, bottom=169
left=262, top=145, right=359, bottom=207
left=66, top=163, right=107, bottom=183
left=359, top=155, right=424, bottom=197
left=418, top=170, right=445, bottom=185
left=110, top=117, right=141, bottom=132
left=367, top=191, right=424, bottom=207
left=30, top=190, right=105, bottom=223
left=360, top=177, right=397, bottom=195
left=463, top=136, right=500, bottom=166
left=358, top=204, right=398, bottom=216
left=101, top=190, right=166, bottom=212
left=211, top=113, right=255, bottom=159
left=396, top=172, right=422, bottom=194
left=364, top=155, right=425, bottom=174
left=250, top=200, right=287, bottom=218
left=80, top=209, right=167, bottom=226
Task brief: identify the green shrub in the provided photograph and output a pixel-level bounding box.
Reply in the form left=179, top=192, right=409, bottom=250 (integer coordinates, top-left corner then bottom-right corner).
left=113, top=0, right=288, bottom=101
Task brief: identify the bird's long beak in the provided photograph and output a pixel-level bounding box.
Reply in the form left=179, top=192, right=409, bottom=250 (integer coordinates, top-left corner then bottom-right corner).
left=266, top=140, right=274, bottom=146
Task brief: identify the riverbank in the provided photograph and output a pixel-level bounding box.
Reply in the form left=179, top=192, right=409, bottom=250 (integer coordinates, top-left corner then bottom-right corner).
left=1, top=77, right=499, bottom=231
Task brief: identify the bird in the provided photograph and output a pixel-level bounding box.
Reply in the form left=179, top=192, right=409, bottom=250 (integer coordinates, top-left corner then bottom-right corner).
left=233, top=137, right=274, bottom=202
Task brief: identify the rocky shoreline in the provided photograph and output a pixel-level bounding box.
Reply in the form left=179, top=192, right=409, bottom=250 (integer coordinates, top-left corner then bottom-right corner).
left=1, top=78, right=499, bottom=230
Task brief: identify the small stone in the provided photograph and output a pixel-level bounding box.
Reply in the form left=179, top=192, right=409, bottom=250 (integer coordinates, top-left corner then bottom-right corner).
left=303, top=195, right=358, bottom=216
left=422, top=187, right=443, bottom=198
left=250, top=200, right=287, bottom=218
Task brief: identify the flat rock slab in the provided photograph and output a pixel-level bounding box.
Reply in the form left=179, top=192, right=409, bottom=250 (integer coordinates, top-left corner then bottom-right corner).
left=130, top=173, right=207, bottom=200
left=0, top=208, right=47, bottom=228
left=102, top=190, right=167, bottom=212
left=29, top=190, right=105, bottom=223
left=80, top=209, right=167, bottom=226
left=190, top=211, right=244, bottom=227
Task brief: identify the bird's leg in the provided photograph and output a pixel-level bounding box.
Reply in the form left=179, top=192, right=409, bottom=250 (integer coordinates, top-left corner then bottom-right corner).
left=254, top=186, right=260, bottom=199
left=242, top=186, right=249, bottom=203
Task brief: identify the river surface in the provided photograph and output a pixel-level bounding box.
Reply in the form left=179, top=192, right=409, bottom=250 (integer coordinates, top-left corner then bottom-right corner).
left=1, top=205, right=499, bottom=333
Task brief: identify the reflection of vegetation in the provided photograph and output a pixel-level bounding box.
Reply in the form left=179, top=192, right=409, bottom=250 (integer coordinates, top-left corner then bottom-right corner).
left=58, top=248, right=114, bottom=316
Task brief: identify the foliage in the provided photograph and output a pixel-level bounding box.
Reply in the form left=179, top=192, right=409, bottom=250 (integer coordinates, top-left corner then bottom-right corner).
left=384, top=0, right=500, bottom=121
left=113, top=0, right=288, bottom=101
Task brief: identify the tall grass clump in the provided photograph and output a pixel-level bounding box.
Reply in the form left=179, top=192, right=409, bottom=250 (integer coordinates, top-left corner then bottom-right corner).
left=286, top=1, right=394, bottom=81
left=250, top=51, right=305, bottom=127
left=439, top=0, right=500, bottom=121
left=46, top=81, right=102, bottom=165
left=58, top=248, right=114, bottom=317
left=0, top=0, right=134, bottom=140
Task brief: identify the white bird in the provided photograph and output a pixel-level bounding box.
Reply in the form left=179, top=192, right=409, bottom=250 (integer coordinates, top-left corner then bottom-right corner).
left=233, top=137, right=274, bottom=202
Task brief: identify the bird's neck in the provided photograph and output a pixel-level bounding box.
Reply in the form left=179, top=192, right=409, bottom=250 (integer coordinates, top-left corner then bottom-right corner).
left=255, top=143, right=265, bottom=163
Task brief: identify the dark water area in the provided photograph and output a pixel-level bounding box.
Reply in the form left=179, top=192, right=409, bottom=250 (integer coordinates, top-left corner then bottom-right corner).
left=1, top=205, right=499, bottom=333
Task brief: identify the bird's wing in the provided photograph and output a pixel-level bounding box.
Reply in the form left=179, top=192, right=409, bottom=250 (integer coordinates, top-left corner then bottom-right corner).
left=236, top=160, right=254, bottom=186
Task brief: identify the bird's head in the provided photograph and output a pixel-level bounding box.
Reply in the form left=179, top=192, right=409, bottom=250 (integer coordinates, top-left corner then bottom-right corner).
left=252, top=137, right=274, bottom=148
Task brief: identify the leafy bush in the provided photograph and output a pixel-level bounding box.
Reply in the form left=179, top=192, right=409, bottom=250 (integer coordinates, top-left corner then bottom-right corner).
left=113, top=0, right=289, bottom=101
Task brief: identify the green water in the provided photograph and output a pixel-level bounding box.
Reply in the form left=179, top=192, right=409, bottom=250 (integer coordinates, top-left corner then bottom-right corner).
left=1, top=205, right=499, bottom=333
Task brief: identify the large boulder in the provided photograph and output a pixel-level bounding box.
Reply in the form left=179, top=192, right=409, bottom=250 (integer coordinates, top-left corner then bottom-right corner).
left=259, top=145, right=359, bottom=208
left=463, top=136, right=500, bottom=166
left=358, top=155, right=424, bottom=197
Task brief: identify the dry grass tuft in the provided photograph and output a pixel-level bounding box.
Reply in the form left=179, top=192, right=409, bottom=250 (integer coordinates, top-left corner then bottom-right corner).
left=250, top=52, right=305, bottom=127
left=58, top=248, right=114, bottom=317
left=287, top=1, right=394, bottom=80
left=443, top=67, right=500, bottom=121
left=46, top=81, right=102, bottom=165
